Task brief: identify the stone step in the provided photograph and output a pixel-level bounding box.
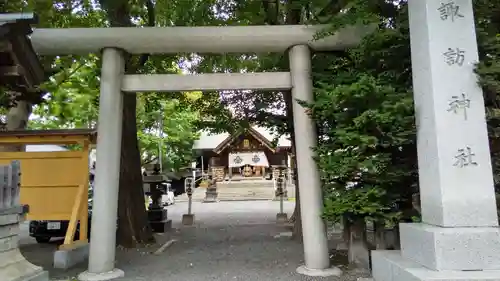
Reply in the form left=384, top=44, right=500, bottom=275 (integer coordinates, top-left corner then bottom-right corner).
left=216, top=187, right=275, bottom=201
left=176, top=184, right=295, bottom=202
left=217, top=185, right=275, bottom=189
left=216, top=188, right=275, bottom=193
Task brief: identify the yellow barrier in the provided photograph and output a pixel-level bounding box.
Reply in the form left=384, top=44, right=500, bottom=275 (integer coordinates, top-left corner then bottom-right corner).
left=0, top=129, right=95, bottom=248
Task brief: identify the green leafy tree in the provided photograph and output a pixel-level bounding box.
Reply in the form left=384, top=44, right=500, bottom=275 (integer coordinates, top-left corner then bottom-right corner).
left=1, top=0, right=207, bottom=247
left=309, top=1, right=418, bottom=228
left=136, top=96, right=200, bottom=171
left=29, top=55, right=100, bottom=129
left=310, top=0, right=500, bottom=231
left=0, top=1, right=103, bottom=136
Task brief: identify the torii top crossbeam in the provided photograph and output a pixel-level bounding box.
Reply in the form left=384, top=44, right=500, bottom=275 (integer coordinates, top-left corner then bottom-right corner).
left=30, top=25, right=372, bottom=55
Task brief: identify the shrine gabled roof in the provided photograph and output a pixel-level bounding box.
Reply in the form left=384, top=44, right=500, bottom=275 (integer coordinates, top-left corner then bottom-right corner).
left=0, top=13, right=37, bottom=34
left=0, top=13, right=46, bottom=98
left=193, top=126, right=291, bottom=151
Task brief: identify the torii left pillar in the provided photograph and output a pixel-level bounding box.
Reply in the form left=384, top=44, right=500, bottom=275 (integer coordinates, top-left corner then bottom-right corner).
left=79, top=48, right=125, bottom=281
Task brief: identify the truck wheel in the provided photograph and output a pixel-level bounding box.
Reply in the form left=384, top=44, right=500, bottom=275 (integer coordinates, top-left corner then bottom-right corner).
left=35, top=237, right=51, bottom=243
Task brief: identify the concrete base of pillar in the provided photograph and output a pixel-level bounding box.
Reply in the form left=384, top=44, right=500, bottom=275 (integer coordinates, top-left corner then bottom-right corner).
left=203, top=191, right=219, bottom=203
left=182, top=214, right=195, bottom=226
left=296, top=265, right=342, bottom=277
left=53, top=242, right=90, bottom=269
left=372, top=250, right=500, bottom=281
left=203, top=189, right=218, bottom=203
left=0, top=256, right=48, bottom=281
left=21, top=270, right=49, bottom=281
left=399, top=223, right=500, bottom=271
left=150, top=219, right=172, bottom=233
left=78, top=268, right=125, bottom=281
left=276, top=213, right=288, bottom=223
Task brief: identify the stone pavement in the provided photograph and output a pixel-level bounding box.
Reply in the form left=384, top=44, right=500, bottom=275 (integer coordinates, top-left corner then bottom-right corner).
left=19, top=201, right=370, bottom=281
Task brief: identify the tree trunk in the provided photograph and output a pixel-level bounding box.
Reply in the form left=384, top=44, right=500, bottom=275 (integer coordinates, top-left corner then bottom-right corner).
left=284, top=99, right=302, bottom=241
left=0, top=100, right=32, bottom=152
left=347, top=218, right=370, bottom=269
left=6, top=100, right=31, bottom=130
left=291, top=175, right=302, bottom=241
left=260, top=0, right=303, bottom=238
left=288, top=155, right=298, bottom=223
left=116, top=93, right=155, bottom=247
left=373, top=221, right=398, bottom=250
left=285, top=0, right=305, bottom=241
left=98, top=0, right=156, bottom=247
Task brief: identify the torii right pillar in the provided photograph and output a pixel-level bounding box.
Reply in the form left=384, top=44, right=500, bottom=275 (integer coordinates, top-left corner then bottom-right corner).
left=372, top=1, right=500, bottom=280
left=289, top=45, right=342, bottom=277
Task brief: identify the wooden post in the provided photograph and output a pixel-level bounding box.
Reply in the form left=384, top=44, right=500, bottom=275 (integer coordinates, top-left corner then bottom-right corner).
left=79, top=141, right=89, bottom=241
left=62, top=183, right=84, bottom=246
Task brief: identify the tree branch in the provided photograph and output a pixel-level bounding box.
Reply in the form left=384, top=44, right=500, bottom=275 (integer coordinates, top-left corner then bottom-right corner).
left=138, top=0, right=156, bottom=67
left=261, top=0, right=279, bottom=25
left=50, top=62, right=86, bottom=89
left=316, top=0, right=349, bottom=17
left=313, top=0, right=350, bottom=23
left=142, top=156, right=159, bottom=166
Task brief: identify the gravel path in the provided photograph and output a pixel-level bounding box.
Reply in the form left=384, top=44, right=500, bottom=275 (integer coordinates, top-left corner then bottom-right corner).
left=21, top=201, right=370, bottom=281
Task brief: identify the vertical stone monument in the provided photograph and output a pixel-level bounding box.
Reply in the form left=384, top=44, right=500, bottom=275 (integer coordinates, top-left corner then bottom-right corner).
left=273, top=166, right=288, bottom=200
left=181, top=175, right=195, bottom=226
left=0, top=161, right=48, bottom=281
left=275, top=175, right=288, bottom=224
left=372, top=1, right=500, bottom=280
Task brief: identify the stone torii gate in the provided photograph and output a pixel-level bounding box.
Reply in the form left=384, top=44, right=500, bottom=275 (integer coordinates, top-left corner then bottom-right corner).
left=30, top=24, right=370, bottom=280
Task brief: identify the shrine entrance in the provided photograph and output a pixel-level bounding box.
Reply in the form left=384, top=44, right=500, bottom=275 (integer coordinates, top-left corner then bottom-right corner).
left=229, top=151, right=269, bottom=179
left=241, top=164, right=262, bottom=177
left=27, top=19, right=371, bottom=280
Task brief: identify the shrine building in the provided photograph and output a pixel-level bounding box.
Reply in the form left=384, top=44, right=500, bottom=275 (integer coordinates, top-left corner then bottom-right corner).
left=193, top=126, right=292, bottom=182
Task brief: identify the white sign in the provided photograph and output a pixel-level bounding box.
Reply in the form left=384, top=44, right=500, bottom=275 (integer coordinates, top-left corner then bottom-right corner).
left=47, top=222, right=61, bottom=230
left=228, top=152, right=269, bottom=167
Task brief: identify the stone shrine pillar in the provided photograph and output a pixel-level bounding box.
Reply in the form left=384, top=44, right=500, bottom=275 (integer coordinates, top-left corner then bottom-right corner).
left=0, top=161, right=48, bottom=281
left=271, top=165, right=282, bottom=180
left=372, top=1, right=500, bottom=280
left=79, top=48, right=125, bottom=281
left=272, top=166, right=288, bottom=200
left=289, top=45, right=341, bottom=277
